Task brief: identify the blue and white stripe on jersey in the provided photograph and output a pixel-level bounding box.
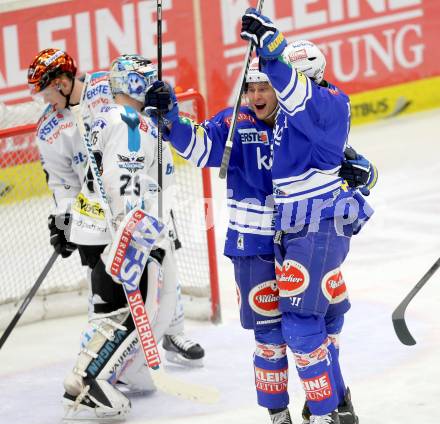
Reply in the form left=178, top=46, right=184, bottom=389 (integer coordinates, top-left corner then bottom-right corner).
left=177, top=123, right=212, bottom=167
left=166, top=107, right=275, bottom=256
left=262, top=55, right=373, bottom=231
left=273, top=166, right=342, bottom=203
left=228, top=199, right=274, bottom=236
left=275, top=68, right=312, bottom=116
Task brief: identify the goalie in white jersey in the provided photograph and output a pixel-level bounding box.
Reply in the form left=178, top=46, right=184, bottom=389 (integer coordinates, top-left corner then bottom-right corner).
left=28, top=48, right=204, bottom=371
left=27, top=51, right=202, bottom=419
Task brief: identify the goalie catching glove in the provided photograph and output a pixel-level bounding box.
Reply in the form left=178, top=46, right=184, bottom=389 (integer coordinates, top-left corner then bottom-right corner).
left=339, top=146, right=378, bottom=196
left=143, top=80, right=179, bottom=129
left=240, top=8, right=287, bottom=59
left=48, top=213, right=77, bottom=258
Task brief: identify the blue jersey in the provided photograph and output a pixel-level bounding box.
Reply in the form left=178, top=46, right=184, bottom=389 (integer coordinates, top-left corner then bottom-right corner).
left=262, top=58, right=373, bottom=231
left=166, top=106, right=275, bottom=257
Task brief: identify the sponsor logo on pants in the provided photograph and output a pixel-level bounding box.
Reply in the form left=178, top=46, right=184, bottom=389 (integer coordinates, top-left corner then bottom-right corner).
left=255, top=366, right=288, bottom=394
left=302, top=372, right=332, bottom=401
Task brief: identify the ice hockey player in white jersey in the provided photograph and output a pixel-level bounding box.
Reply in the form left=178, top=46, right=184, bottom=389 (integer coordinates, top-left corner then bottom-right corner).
left=28, top=48, right=204, bottom=370
left=29, top=52, right=180, bottom=420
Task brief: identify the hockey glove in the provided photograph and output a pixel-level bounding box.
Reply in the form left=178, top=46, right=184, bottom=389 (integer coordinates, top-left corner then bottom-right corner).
left=144, top=80, right=179, bottom=128
left=48, top=213, right=77, bottom=258
left=240, top=8, right=287, bottom=60
left=339, top=146, right=378, bottom=196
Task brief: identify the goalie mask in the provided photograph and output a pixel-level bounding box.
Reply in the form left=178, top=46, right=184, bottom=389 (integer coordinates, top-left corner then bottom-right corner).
left=28, top=48, right=77, bottom=95
left=282, top=40, right=326, bottom=84
left=110, top=55, right=157, bottom=103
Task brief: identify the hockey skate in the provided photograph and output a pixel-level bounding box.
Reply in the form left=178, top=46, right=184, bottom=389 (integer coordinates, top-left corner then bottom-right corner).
left=162, top=333, right=205, bottom=367
left=302, top=388, right=358, bottom=424
left=338, top=388, right=359, bottom=424
left=269, top=407, right=293, bottom=424
left=309, top=411, right=340, bottom=424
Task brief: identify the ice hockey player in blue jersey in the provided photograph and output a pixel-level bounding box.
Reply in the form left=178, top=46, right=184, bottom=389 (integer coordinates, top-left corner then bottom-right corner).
left=241, top=8, right=375, bottom=424
left=144, top=58, right=375, bottom=424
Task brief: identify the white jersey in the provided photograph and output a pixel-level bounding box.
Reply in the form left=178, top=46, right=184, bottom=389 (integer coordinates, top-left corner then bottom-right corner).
left=89, top=103, right=175, bottom=236
left=36, top=72, right=113, bottom=214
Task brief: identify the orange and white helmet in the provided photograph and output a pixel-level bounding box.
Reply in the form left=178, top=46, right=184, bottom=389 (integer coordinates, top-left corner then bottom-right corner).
left=28, top=48, right=77, bottom=95
left=282, top=40, right=326, bottom=84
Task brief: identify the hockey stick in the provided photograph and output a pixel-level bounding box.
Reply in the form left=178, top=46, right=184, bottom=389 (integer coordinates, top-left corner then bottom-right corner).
left=219, top=0, right=265, bottom=179
left=392, top=257, right=440, bottom=345
left=0, top=251, right=59, bottom=350
left=157, top=0, right=164, bottom=219
left=72, top=87, right=219, bottom=404
left=170, top=209, right=182, bottom=250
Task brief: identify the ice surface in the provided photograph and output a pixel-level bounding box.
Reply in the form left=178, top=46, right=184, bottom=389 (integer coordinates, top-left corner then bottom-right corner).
left=1, top=109, right=440, bottom=424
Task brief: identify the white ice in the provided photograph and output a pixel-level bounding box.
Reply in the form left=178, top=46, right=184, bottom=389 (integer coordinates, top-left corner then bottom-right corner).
left=1, top=109, right=440, bottom=424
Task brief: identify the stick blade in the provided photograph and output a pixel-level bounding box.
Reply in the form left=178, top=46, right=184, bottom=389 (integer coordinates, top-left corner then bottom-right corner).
left=392, top=311, right=416, bottom=346
left=151, top=367, right=220, bottom=404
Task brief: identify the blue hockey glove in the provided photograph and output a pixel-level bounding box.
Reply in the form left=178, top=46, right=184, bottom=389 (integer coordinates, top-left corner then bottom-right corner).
left=339, top=146, right=378, bottom=196
left=48, top=213, right=77, bottom=258
left=240, top=8, right=286, bottom=60
left=144, top=80, right=179, bottom=127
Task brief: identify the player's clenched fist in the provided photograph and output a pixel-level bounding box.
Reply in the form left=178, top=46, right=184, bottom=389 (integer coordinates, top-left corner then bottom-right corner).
left=240, top=8, right=286, bottom=59
left=144, top=80, right=179, bottom=128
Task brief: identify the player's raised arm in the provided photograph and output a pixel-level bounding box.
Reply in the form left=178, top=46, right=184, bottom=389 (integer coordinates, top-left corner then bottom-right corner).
left=144, top=81, right=233, bottom=168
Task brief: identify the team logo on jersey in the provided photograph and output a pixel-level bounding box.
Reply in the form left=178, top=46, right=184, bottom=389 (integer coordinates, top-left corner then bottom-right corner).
left=225, top=112, right=256, bottom=126
left=277, top=260, right=310, bottom=297
left=248, top=280, right=280, bottom=317
left=73, top=193, right=105, bottom=220
left=92, top=117, right=108, bottom=130
left=86, top=84, right=110, bottom=100
left=117, top=153, right=145, bottom=173
left=321, top=268, right=348, bottom=304
left=328, top=87, right=340, bottom=96
left=37, top=113, right=73, bottom=143
left=73, top=151, right=86, bottom=165
left=238, top=128, right=269, bottom=145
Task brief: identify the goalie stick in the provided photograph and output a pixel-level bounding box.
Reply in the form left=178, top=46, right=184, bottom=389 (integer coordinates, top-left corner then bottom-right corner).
left=219, top=0, right=265, bottom=179
left=392, top=256, right=440, bottom=346
left=72, top=80, right=219, bottom=404
left=0, top=251, right=59, bottom=350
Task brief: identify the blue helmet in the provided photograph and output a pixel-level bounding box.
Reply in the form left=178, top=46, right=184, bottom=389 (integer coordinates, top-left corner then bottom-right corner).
left=109, top=54, right=157, bottom=102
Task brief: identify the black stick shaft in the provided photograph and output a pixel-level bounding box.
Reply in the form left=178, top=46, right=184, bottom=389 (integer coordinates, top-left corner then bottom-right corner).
left=0, top=251, right=58, bottom=349
left=219, top=0, right=265, bottom=179
left=157, top=0, right=163, bottom=219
